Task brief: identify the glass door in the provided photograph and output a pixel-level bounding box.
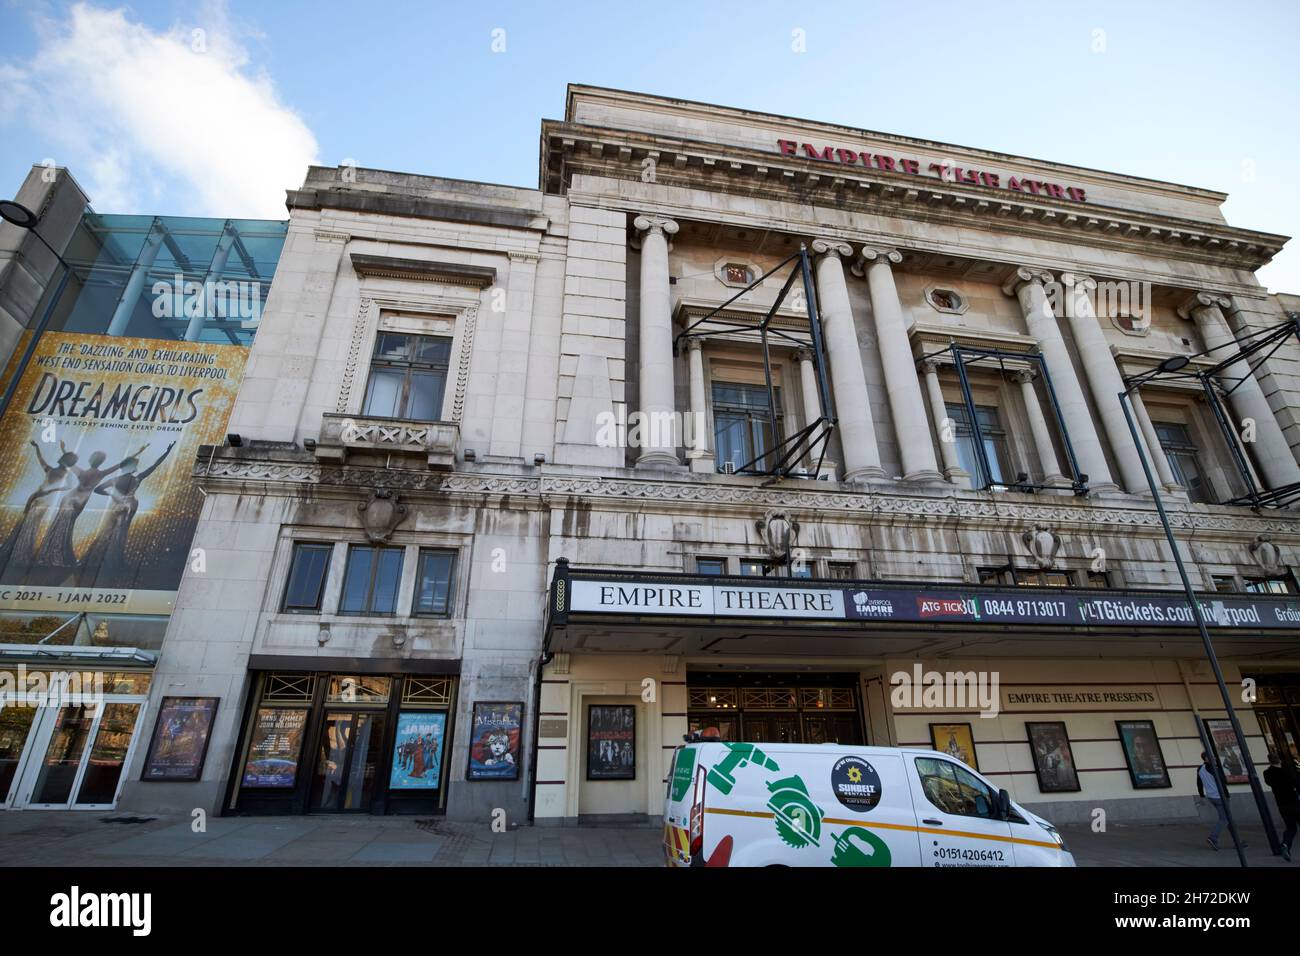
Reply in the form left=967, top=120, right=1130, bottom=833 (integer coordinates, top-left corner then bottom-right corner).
left=73, top=703, right=143, bottom=807
left=0, top=705, right=38, bottom=806
left=27, top=704, right=97, bottom=807
left=310, top=710, right=386, bottom=811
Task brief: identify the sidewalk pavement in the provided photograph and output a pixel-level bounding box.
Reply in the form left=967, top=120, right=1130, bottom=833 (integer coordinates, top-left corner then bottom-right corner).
left=0, top=811, right=1291, bottom=867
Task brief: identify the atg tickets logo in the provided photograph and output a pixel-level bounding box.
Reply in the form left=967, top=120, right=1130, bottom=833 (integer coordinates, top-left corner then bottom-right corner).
left=916, top=597, right=979, bottom=620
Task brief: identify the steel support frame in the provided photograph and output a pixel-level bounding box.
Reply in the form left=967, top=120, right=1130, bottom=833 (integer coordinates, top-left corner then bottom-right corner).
left=674, top=245, right=836, bottom=479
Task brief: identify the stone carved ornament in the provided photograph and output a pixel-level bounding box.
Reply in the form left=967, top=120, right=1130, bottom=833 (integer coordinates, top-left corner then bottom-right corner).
left=756, top=510, right=800, bottom=564
left=1020, top=524, right=1062, bottom=569
left=359, top=488, right=408, bottom=542
left=1249, top=534, right=1282, bottom=576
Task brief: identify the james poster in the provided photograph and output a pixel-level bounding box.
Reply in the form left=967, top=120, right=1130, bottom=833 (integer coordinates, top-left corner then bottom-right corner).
left=390, top=713, right=447, bottom=789
left=0, top=333, right=246, bottom=615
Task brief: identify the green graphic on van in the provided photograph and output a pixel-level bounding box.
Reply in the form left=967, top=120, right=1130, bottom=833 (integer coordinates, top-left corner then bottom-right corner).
left=670, top=747, right=697, bottom=801
left=706, top=742, right=781, bottom=795
left=830, top=827, right=893, bottom=867
left=766, top=775, right=823, bottom=849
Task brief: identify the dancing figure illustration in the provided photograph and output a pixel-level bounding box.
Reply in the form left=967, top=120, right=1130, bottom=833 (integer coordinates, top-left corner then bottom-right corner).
left=0, top=441, right=77, bottom=582
left=34, top=443, right=148, bottom=579
left=80, top=442, right=175, bottom=587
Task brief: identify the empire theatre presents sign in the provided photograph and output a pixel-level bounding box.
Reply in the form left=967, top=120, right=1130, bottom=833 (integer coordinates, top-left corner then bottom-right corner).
left=0, top=333, right=246, bottom=615
left=565, top=579, right=1300, bottom=630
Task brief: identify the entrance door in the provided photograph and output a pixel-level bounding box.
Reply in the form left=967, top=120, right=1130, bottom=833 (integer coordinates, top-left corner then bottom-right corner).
left=309, top=711, right=386, bottom=811
left=0, top=706, right=38, bottom=806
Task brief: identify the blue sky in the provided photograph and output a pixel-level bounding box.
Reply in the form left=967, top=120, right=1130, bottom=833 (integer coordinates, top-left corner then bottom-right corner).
left=2, top=0, right=1298, bottom=290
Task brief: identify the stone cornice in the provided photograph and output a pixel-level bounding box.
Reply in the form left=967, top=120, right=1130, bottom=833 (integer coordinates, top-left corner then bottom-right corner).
left=542, top=122, right=1286, bottom=270
left=194, top=455, right=1300, bottom=538
left=349, top=253, right=497, bottom=288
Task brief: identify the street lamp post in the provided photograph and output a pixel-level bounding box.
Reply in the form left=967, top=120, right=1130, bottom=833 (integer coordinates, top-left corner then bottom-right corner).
left=1118, top=356, right=1281, bottom=867
left=0, top=200, right=74, bottom=421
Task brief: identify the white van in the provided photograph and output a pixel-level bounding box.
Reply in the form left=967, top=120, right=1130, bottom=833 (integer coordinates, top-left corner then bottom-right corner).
left=663, top=740, right=1074, bottom=868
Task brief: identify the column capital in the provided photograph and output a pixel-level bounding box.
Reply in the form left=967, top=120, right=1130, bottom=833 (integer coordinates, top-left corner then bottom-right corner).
left=1012, top=367, right=1038, bottom=385
left=1001, top=265, right=1055, bottom=297
left=1060, top=271, right=1097, bottom=292
left=684, top=336, right=704, bottom=353
left=810, top=237, right=853, bottom=259
left=632, top=213, right=679, bottom=237
left=1176, top=290, right=1232, bottom=320
left=794, top=347, right=813, bottom=363
left=918, top=359, right=941, bottom=375
left=858, top=245, right=902, bottom=266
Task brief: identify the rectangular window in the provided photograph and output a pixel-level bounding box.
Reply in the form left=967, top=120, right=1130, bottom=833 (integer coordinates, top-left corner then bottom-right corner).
left=827, top=562, right=855, bottom=580
left=1244, top=577, right=1295, bottom=595
left=413, top=549, right=457, bottom=615
left=790, top=563, right=813, bottom=579
left=696, top=557, right=726, bottom=576
left=946, top=403, right=1012, bottom=488
left=338, top=545, right=404, bottom=615
left=977, top=567, right=1012, bottom=585
left=1153, top=422, right=1213, bottom=504
left=1085, top=571, right=1110, bottom=589
left=1211, top=575, right=1237, bottom=593
left=713, top=382, right=783, bottom=473
left=1020, top=571, right=1071, bottom=588
left=739, top=559, right=771, bottom=577
left=362, top=332, right=452, bottom=421
left=282, top=543, right=332, bottom=612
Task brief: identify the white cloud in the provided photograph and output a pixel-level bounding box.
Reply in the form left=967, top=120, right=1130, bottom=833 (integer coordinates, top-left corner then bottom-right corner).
left=1, top=2, right=318, bottom=218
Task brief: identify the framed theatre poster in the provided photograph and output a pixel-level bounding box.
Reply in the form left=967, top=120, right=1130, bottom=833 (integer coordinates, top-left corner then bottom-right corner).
left=1204, top=719, right=1250, bottom=785
left=930, top=723, right=978, bottom=770
left=389, top=712, right=448, bottom=790
left=1116, top=719, right=1172, bottom=789
left=466, top=702, right=522, bottom=781
left=587, top=704, right=636, bottom=780
left=1026, top=721, right=1081, bottom=793
left=241, top=707, right=308, bottom=788
left=141, top=697, right=219, bottom=781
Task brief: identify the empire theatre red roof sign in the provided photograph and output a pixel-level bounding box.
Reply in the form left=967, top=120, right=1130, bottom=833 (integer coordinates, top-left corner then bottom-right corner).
left=777, top=138, right=1089, bottom=203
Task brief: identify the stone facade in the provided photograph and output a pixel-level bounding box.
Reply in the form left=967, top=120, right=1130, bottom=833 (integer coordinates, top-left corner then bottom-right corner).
left=118, top=86, right=1300, bottom=829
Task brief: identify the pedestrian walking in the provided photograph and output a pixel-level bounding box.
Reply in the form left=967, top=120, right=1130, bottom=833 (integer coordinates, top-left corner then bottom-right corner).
left=1262, top=752, right=1298, bottom=862
left=1197, top=752, right=1235, bottom=851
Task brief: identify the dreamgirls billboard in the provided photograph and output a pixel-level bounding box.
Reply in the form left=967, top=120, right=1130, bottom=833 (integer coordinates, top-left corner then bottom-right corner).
left=0, top=332, right=246, bottom=615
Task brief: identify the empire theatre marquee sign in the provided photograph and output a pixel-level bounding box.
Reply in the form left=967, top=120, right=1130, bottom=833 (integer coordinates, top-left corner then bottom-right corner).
left=563, top=579, right=1300, bottom=630
left=776, top=138, right=1090, bottom=203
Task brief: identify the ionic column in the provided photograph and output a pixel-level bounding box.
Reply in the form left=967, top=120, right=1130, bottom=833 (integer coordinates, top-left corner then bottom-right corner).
left=797, top=348, right=836, bottom=477
left=1059, top=273, right=1148, bottom=493
left=811, top=239, right=883, bottom=482
left=1179, top=291, right=1300, bottom=490
left=1002, top=267, right=1117, bottom=493
left=633, top=214, right=680, bottom=468
left=856, top=246, right=943, bottom=483
left=920, top=361, right=969, bottom=488
left=685, top=338, right=713, bottom=473
left=1129, top=389, right=1181, bottom=492
left=1013, top=368, right=1070, bottom=490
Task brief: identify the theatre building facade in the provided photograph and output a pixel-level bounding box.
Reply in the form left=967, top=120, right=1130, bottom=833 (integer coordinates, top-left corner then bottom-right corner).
left=116, top=86, right=1300, bottom=827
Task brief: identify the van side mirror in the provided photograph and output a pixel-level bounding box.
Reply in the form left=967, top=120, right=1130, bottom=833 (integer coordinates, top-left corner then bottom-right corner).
left=997, top=788, right=1012, bottom=821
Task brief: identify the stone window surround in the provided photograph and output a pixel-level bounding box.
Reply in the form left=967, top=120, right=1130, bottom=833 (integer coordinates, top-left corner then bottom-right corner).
left=1141, top=389, right=1243, bottom=502
left=969, top=564, right=1126, bottom=588
left=923, top=284, right=968, bottom=316
left=936, top=372, right=1033, bottom=487
left=338, top=287, right=481, bottom=425
left=713, top=256, right=760, bottom=289
left=702, top=347, right=798, bottom=469
left=264, top=527, right=471, bottom=626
